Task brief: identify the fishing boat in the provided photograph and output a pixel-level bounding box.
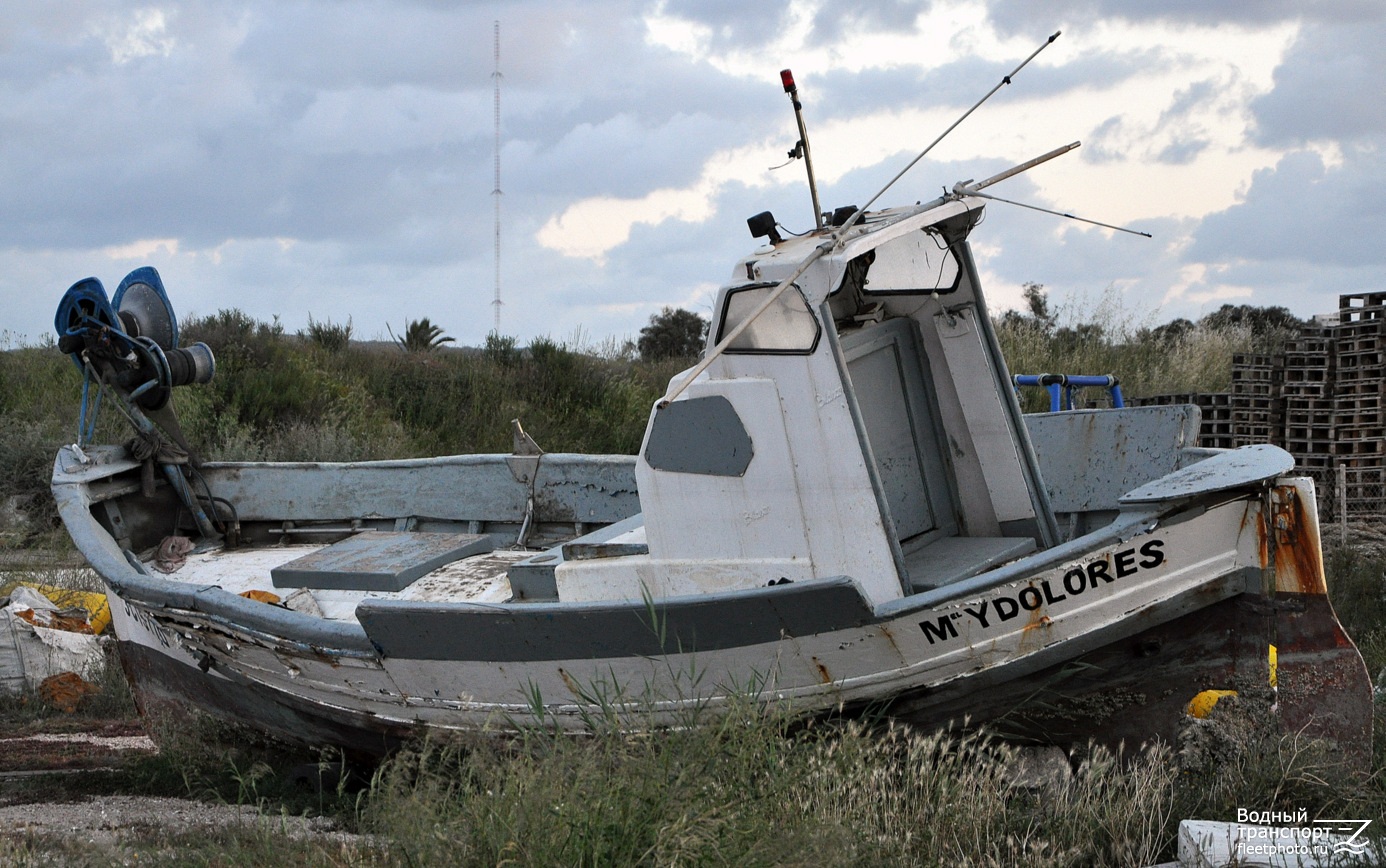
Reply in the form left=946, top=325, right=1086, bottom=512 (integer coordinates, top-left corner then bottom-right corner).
left=49, top=50, right=1372, bottom=762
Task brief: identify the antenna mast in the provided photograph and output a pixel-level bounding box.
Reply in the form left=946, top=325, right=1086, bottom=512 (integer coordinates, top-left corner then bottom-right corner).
left=491, top=20, right=502, bottom=335
left=780, top=70, right=823, bottom=230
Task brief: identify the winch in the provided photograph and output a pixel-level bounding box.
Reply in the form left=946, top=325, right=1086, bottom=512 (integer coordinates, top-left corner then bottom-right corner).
left=55, top=266, right=215, bottom=411
left=54, top=266, right=225, bottom=541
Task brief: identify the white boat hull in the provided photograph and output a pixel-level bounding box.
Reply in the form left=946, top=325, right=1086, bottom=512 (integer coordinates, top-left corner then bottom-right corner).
left=58, top=447, right=1369, bottom=761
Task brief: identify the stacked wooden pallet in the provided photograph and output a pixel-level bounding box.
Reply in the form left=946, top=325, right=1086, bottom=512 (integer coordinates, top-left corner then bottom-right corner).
left=1280, top=324, right=1335, bottom=470
left=1333, top=293, right=1386, bottom=515
left=1229, top=353, right=1279, bottom=448
left=1132, top=293, right=1386, bottom=518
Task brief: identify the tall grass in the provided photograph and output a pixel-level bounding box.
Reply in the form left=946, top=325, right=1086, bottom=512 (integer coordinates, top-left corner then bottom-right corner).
left=362, top=712, right=1182, bottom=867
left=358, top=701, right=1384, bottom=867
left=996, top=285, right=1256, bottom=412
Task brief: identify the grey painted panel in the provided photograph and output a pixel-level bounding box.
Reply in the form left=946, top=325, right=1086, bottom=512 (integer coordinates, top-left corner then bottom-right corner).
left=1024, top=406, right=1200, bottom=514
left=1120, top=444, right=1295, bottom=504
left=104, top=569, right=376, bottom=655
left=841, top=318, right=950, bottom=539
left=198, top=454, right=640, bottom=524
left=531, top=457, right=643, bottom=522
left=358, top=576, right=875, bottom=661
left=271, top=532, right=493, bottom=591
left=644, top=396, right=753, bottom=476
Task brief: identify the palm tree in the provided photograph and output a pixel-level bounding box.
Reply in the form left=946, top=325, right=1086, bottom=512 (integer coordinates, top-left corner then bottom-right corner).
left=390, top=318, right=455, bottom=353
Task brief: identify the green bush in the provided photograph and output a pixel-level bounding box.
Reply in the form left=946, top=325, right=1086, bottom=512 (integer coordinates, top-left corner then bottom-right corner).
left=300, top=313, right=352, bottom=353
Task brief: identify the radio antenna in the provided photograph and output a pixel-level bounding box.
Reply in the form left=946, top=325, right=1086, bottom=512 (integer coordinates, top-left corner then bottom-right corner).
left=951, top=141, right=1153, bottom=237
left=836, top=30, right=1061, bottom=239
left=960, top=187, right=1152, bottom=237
left=491, top=20, right=503, bottom=334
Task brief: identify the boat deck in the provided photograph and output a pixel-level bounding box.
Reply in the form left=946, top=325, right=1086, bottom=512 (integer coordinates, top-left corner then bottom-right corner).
left=164, top=543, right=524, bottom=622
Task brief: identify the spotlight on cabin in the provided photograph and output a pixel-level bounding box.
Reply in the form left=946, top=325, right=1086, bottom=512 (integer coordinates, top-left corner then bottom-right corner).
left=747, top=211, right=783, bottom=245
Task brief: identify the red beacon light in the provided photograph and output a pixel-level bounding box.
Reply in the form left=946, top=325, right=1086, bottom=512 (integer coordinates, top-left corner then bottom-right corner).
left=780, top=69, right=796, bottom=94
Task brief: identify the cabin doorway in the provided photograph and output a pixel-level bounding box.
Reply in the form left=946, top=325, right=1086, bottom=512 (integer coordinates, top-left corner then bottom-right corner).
left=840, top=317, right=958, bottom=545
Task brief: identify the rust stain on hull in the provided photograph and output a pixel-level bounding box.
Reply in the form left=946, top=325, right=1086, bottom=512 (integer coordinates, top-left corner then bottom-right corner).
left=1016, top=586, right=1053, bottom=653
left=811, top=657, right=832, bottom=684
left=1273, top=486, right=1325, bottom=595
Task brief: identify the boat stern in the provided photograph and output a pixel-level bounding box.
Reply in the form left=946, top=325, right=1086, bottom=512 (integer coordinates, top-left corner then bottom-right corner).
left=1261, top=477, right=1374, bottom=769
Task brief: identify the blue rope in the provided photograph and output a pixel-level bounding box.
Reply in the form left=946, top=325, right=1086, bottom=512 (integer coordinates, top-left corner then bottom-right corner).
left=78, top=364, right=105, bottom=446
left=77, top=377, right=90, bottom=443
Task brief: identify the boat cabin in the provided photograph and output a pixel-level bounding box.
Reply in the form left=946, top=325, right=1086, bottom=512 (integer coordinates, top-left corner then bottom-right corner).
left=556, top=198, right=1058, bottom=607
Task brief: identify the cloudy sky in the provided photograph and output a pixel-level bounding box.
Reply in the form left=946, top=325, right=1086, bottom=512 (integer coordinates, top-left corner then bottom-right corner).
left=3, top=1, right=1383, bottom=349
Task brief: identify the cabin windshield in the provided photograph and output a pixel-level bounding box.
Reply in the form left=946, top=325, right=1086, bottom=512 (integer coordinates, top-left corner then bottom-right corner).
left=716, top=283, right=821, bottom=353
left=857, top=228, right=960, bottom=295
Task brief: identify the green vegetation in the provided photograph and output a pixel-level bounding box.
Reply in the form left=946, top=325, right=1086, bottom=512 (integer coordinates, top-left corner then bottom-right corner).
left=300, top=314, right=353, bottom=353
left=176, top=312, right=683, bottom=461
left=996, top=284, right=1303, bottom=412
left=0, top=312, right=695, bottom=546
left=389, top=317, right=455, bottom=353
left=637, top=306, right=709, bottom=361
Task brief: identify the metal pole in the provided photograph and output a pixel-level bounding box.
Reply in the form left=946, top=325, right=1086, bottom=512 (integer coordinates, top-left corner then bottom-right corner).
left=1337, top=463, right=1347, bottom=546
left=957, top=188, right=1152, bottom=237
left=492, top=21, right=503, bottom=335
left=91, top=365, right=221, bottom=541
left=781, top=70, right=823, bottom=230
left=964, top=141, right=1080, bottom=192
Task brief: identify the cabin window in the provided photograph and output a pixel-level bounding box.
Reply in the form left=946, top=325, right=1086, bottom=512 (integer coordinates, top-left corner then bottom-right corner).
left=716, top=283, right=821, bottom=354
left=857, top=229, right=960, bottom=295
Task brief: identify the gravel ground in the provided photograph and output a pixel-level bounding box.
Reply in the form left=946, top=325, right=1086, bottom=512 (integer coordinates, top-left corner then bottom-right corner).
left=0, top=730, right=376, bottom=857
left=0, top=794, right=357, bottom=846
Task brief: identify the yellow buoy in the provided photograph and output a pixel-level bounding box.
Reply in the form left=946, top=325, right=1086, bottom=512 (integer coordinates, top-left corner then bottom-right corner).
left=1186, top=645, right=1278, bottom=719
left=1186, top=689, right=1238, bottom=719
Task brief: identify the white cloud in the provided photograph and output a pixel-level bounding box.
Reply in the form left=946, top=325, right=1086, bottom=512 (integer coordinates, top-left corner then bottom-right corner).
left=291, top=86, right=489, bottom=156
left=3, top=0, right=1383, bottom=350
left=103, top=238, right=180, bottom=260
left=544, top=10, right=1301, bottom=266
left=97, top=7, right=176, bottom=64
left=535, top=137, right=783, bottom=259
left=645, top=0, right=1027, bottom=80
